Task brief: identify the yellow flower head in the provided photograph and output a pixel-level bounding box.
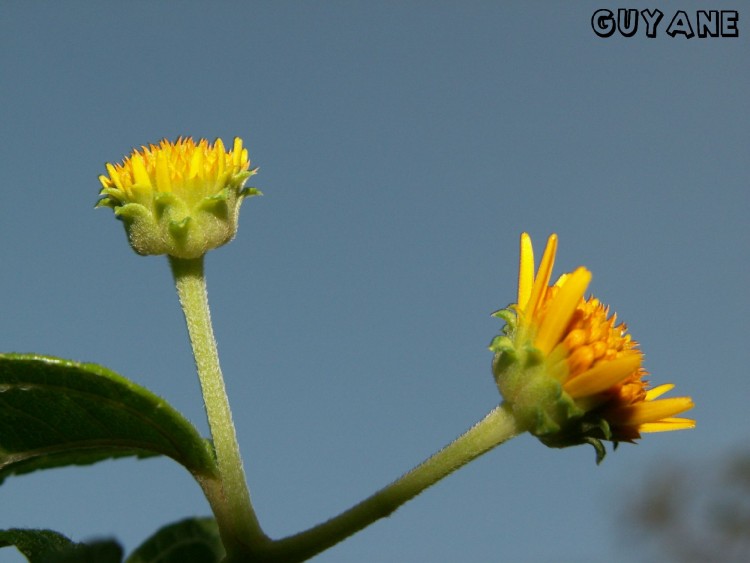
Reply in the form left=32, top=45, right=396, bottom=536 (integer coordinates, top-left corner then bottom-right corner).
left=98, top=137, right=259, bottom=258
left=490, top=233, right=694, bottom=461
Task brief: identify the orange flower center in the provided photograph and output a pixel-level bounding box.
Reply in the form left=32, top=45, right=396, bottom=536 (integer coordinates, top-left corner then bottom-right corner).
left=536, top=286, right=648, bottom=404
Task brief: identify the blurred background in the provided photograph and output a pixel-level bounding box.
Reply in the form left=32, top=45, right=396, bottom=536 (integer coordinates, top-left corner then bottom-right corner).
left=1, top=2, right=747, bottom=562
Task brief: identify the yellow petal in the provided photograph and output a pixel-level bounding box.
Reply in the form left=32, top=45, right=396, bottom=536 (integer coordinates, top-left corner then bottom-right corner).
left=131, top=154, right=152, bottom=188
left=155, top=151, right=172, bottom=192
left=525, top=234, right=557, bottom=317
left=214, top=138, right=226, bottom=179
left=98, top=174, right=112, bottom=189
left=535, top=267, right=591, bottom=355
left=516, top=233, right=534, bottom=310
left=104, top=163, right=123, bottom=190
left=517, top=232, right=535, bottom=309
left=639, top=417, right=696, bottom=433
left=232, top=137, right=243, bottom=168
left=553, top=272, right=569, bottom=287
left=189, top=147, right=203, bottom=179
left=613, top=397, right=695, bottom=426
left=645, top=383, right=675, bottom=400
left=563, top=352, right=641, bottom=398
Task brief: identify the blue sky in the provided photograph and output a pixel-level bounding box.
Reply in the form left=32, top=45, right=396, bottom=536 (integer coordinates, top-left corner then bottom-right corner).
left=1, top=2, right=747, bottom=562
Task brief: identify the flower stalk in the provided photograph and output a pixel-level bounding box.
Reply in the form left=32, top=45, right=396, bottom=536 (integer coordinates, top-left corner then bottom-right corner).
left=169, top=255, right=268, bottom=554
left=262, top=403, right=522, bottom=562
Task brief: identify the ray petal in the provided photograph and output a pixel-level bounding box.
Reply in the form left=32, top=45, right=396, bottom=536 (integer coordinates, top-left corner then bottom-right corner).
left=563, top=352, right=641, bottom=398
left=536, top=267, right=591, bottom=355
left=155, top=151, right=172, bottom=192
left=645, top=383, right=675, bottom=400
left=611, top=397, right=695, bottom=426
left=517, top=232, right=535, bottom=309
left=525, top=233, right=557, bottom=317
left=639, top=418, right=696, bottom=433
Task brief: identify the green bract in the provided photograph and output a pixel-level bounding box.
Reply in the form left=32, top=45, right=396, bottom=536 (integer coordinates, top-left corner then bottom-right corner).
left=490, top=307, right=583, bottom=439
left=104, top=180, right=258, bottom=258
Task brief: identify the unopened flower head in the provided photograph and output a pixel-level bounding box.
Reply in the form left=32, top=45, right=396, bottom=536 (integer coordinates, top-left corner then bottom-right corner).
left=97, top=137, right=259, bottom=259
left=490, top=233, right=694, bottom=461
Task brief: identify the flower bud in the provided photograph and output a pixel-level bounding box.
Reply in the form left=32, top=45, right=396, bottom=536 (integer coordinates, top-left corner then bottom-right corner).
left=97, top=137, right=259, bottom=258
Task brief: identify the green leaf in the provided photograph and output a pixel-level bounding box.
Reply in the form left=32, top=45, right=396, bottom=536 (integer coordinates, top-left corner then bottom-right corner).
left=126, top=518, right=224, bottom=563
left=0, top=353, right=217, bottom=484
left=0, top=529, right=74, bottom=561
left=0, top=528, right=122, bottom=563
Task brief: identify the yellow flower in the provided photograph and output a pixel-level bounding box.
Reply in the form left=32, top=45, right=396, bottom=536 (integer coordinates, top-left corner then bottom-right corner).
left=98, top=137, right=259, bottom=258
left=490, top=233, right=694, bottom=460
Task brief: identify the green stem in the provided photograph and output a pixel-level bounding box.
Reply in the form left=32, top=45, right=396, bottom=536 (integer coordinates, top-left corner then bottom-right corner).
left=264, top=403, right=522, bottom=562
left=169, top=255, right=268, bottom=554
left=169, top=254, right=522, bottom=561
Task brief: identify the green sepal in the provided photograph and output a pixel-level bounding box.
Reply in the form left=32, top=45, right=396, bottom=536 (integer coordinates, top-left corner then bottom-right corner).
left=585, top=438, right=607, bottom=465
left=488, top=335, right=514, bottom=355
left=96, top=188, right=124, bottom=208
left=202, top=188, right=230, bottom=204
left=0, top=353, right=218, bottom=484
left=154, top=192, right=184, bottom=220
left=95, top=198, right=116, bottom=209
left=0, top=529, right=123, bottom=563
left=240, top=186, right=262, bottom=198
left=113, top=203, right=163, bottom=257
left=234, top=170, right=254, bottom=183
left=539, top=412, right=616, bottom=464
left=169, top=217, right=192, bottom=243
left=126, top=518, right=224, bottom=563
left=488, top=307, right=519, bottom=358
left=198, top=188, right=231, bottom=220
left=113, top=202, right=151, bottom=222
left=490, top=307, right=516, bottom=327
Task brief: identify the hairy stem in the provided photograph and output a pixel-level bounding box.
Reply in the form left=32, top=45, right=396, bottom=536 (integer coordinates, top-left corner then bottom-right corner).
left=263, top=403, right=521, bottom=562
left=169, top=255, right=268, bottom=555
